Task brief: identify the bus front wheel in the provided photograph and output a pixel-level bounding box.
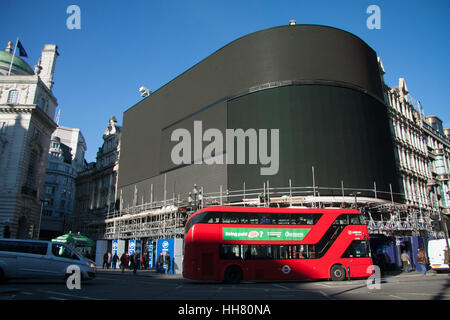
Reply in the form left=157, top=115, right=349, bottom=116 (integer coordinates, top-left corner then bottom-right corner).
left=224, top=266, right=243, bottom=284
left=330, top=265, right=346, bottom=281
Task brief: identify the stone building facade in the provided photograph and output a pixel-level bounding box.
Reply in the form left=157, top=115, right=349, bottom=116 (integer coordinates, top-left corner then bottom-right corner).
left=381, top=59, right=450, bottom=236
left=40, top=126, right=87, bottom=239
left=72, top=117, right=121, bottom=239
left=0, top=41, right=59, bottom=239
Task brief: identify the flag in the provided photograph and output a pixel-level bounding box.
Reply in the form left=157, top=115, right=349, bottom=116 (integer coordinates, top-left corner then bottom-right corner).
left=55, top=109, right=61, bottom=125
left=17, top=40, right=28, bottom=58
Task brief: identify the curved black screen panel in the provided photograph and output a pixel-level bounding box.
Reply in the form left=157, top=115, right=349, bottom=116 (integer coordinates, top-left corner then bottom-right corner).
left=118, top=25, right=386, bottom=196
left=227, top=84, right=400, bottom=200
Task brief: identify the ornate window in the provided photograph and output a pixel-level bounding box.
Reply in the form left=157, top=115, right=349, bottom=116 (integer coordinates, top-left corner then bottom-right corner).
left=7, top=90, right=19, bottom=104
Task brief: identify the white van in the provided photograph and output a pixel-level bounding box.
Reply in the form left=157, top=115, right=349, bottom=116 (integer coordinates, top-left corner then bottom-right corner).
left=0, top=238, right=96, bottom=282
left=427, top=239, right=450, bottom=273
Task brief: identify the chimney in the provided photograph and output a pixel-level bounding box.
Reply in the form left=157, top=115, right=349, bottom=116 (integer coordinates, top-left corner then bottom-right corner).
left=39, top=44, right=59, bottom=90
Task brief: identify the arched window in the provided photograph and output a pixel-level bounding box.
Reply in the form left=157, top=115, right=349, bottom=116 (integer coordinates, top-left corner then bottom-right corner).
left=7, top=90, right=19, bottom=104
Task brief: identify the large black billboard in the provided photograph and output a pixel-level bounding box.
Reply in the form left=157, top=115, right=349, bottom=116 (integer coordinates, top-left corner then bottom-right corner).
left=118, top=24, right=398, bottom=207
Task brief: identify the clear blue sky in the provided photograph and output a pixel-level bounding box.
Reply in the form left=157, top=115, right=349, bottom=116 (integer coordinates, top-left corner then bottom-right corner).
left=1, top=0, right=449, bottom=162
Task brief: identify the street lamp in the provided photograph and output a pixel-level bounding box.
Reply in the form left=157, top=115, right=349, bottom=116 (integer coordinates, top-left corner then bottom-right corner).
left=37, top=198, right=49, bottom=240
left=349, top=192, right=362, bottom=209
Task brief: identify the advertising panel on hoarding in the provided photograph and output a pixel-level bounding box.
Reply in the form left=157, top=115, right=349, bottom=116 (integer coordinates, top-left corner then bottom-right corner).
left=129, top=240, right=136, bottom=254
left=156, top=238, right=174, bottom=274
left=128, top=239, right=142, bottom=269
left=147, top=241, right=154, bottom=269
left=112, top=240, right=118, bottom=255
left=111, top=240, right=120, bottom=269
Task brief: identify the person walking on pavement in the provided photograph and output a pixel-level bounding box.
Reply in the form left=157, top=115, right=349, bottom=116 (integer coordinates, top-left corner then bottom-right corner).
left=157, top=252, right=164, bottom=273
left=112, top=252, right=119, bottom=269
left=444, top=246, right=449, bottom=266
left=129, top=253, right=135, bottom=271
left=417, top=248, right=427, bottom=276
left=107, top=252, right=111, bottom=269
left=401, top=251, right=411, bottom=273
left=120, top=253, right=127, bottom=273
left=103, top=252, right=109, bottom=269
left=376, top=249, right=386, bottom=276
left=165, top=252, right=171, bottom=274
left=133, top=253, right=139, bottom=274
left=142, top=252, right=148, bottom=270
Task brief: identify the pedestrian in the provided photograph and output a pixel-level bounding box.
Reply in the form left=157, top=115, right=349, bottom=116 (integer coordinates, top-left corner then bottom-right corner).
left=107, top=252, right=112, bottom=269
left=444, top=246, right=449, bottom=266
left=120, top=252, right=127, bottom=273
left=157, top=252, right=164, bottom=273
left=376, top=249, right=386, bottom=276
left=133, top=253, right=139, bottom=274
left=129, top=253, right=135, bottom=271
left=103, top=252, right=109, bottom=269
left=112, top=252, right=119, bottom=269
left=416, top=248, right=427, bottom=276
left=400, top=251, right=410, bottom=273
left=142, top=252, right=148, bottom=270
left=165, top=252, right=171, bottom=274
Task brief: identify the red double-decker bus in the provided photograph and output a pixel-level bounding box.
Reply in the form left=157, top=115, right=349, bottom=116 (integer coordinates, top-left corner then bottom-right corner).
left=183, top=206, right=373, bottom=283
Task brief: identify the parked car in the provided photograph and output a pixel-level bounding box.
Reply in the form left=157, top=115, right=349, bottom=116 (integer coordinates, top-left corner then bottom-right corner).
left=0, top=238, right=96, bottom=282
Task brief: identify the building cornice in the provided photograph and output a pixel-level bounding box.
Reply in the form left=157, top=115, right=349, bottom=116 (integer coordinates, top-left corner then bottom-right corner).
left=0, top=75, right=58, bottom=105
left=0, top=104, right=57, bottom=131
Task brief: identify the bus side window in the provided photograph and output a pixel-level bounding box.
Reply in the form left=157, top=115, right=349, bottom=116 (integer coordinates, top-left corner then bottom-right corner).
left=205, top=212, right=220, bottom=224
left=279, top=245, right=289, bottom=259
left=259, top=215, right=271, bottom=224
left=350, top=215, right=361, bottom=225
left=238, top=214, right=249, bottom=224
left=308, top=245, right=316, bottom=259
left=248, top=214, right=259, bottom=224
left=341, top=240, right=370, bottom=258
left=243, top=245, right=251, bottom=260
left=277, top=213, right=290, bottom=225
left=333, top=214, right=349, bottom=225
left=222, top=213, right=240, bottom=224
left=295, top=216, right=307, bottom=225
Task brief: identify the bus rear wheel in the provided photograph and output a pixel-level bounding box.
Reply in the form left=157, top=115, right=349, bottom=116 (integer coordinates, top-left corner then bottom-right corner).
left=330, top=265, right=346, bottom=281
left=224, top=266, right=243, bottom=284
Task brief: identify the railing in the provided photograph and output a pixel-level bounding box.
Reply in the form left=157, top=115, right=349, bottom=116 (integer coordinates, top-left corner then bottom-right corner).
left=100, top=180, right=447, bottom=240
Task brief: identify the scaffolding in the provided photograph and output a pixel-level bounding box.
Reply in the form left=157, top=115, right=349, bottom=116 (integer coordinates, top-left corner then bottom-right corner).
left=100, top=180, right=445, bottom=241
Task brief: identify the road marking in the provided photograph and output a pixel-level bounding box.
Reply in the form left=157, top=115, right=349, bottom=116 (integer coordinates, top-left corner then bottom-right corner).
left=389, top=295, right=407, bottom=300
left=175, top=285, right=183, bottom=289
left=36, top=289, right=101, bottom=300
left=49, top=297, right=67, bottom=300
left=400, top=292, right=450, bottom=298
left=314, top=283, right=331, bottom=288
left=272, top=284, right=289, bottom=290
left=319, top=290, right=333, bottom=300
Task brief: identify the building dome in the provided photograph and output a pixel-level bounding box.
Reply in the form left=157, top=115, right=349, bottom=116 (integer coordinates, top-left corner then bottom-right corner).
left=0, top=42, right=34, bottom=75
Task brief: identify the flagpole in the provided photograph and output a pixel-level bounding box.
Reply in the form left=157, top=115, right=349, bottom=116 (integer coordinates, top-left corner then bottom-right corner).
left=7, top=37, right=19, bottom=76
